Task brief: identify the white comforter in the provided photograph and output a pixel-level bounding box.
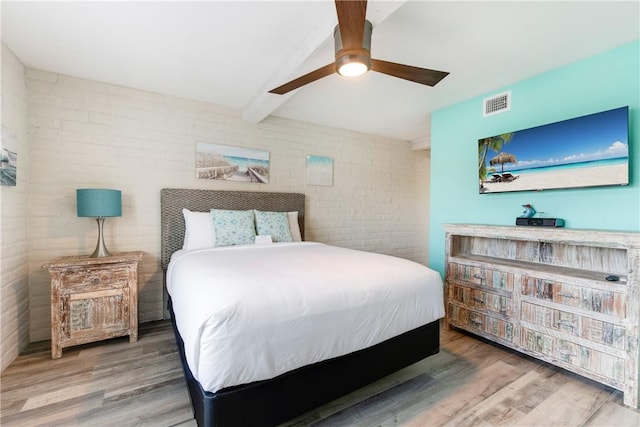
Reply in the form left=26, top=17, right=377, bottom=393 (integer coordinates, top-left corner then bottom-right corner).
left=167, top=242, right=444, bottom=393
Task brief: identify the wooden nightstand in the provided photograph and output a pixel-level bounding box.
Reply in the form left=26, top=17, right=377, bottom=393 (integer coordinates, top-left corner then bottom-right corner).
left=43, top=251, right=143, bottom=359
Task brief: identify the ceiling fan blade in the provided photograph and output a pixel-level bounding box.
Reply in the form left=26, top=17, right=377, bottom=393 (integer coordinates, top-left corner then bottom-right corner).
left=370, top=59, right=449, bottom=87
left=269, top=63, right=337, bottom=95
left=335, top=0, right=368, bottom=50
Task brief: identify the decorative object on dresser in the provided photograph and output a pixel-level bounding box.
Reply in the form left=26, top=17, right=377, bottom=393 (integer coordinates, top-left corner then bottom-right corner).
left=514, top=203, right=565, bottom=227
left=444, top=224, right=640, bottom=408
left=515, top=217, right=565, bottom=227
left=43, top=251, right=142, bottom=359
left=519, top=204, right=536, bottom=218
left=76, top=188, right=122, bottom=257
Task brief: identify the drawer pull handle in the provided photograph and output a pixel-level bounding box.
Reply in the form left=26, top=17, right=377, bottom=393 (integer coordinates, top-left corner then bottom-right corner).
left=558, top=292, right=576, bottom=299
left=470, top=317, right=482, bottom=325
left=557, top=320, right=576, bottom=329
left=472, top=274, right=485, bottom=281
left=558, top=349, right=576, bottom=357
left=473, top=297, right=485, bottom=304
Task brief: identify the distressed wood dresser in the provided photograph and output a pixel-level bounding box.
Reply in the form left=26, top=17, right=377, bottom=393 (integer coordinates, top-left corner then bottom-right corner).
left=43, top=251, right=143, bottom=359
left=444, top=224, right=640, bottom=408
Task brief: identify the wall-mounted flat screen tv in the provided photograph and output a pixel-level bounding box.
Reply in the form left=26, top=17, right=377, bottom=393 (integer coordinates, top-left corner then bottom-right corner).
left=479, top=106, right=629, bottom=194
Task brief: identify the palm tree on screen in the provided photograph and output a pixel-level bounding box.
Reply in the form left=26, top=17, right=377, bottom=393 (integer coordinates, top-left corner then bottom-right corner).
left=478, top=133, right=513, bottom=184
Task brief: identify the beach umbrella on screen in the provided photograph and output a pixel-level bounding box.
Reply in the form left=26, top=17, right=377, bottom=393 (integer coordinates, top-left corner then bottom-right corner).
left=489, top=152, right=517, bottom=174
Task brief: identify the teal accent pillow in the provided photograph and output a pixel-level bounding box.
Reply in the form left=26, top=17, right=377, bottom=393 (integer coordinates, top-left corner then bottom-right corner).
left=210, top=209, right=256, bottom=247
left=254, top=210, right=293, bottom=243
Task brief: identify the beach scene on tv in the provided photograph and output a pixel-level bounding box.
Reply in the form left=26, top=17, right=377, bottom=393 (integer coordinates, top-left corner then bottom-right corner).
left=479, top=107, right=629, bottom=194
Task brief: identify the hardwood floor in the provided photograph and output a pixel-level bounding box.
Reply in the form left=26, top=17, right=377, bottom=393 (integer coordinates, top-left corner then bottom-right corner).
left=2, top=320, right=639, bottom=426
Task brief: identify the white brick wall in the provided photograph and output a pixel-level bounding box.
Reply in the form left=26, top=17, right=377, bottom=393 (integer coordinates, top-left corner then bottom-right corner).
left=1, top=44, right=30, bottom=371
left=25, top=69, right=430, bottom=343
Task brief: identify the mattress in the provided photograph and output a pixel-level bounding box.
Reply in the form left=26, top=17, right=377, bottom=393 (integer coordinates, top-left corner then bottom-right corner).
left=166, top=242, right=444, bottom=393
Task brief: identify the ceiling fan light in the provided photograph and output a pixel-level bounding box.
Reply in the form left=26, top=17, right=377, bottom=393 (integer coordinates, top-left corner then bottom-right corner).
left=338, top=61, right=369, bottom=77
left=336, top=53, right=371, bottom=77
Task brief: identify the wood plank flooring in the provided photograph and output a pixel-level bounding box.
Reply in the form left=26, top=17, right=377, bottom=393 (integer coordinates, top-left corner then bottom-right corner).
left=2, top=320, right=639, bottom=426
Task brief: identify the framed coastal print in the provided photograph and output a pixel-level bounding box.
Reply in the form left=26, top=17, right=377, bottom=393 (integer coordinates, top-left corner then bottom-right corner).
left=196, top=142, right=269, bottom=183
left=306, top=155, right=333, bottom=186
left=1, top=128, right=18, bottom=186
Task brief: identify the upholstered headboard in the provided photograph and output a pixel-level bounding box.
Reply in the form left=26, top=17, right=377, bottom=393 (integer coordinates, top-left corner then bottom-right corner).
left=160, top=188, right=305, bottom=271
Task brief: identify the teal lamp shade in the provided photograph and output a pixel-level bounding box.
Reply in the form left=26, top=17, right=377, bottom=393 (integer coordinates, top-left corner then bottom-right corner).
left=77, top=189, right=122, bottom=217
left=76, top=189, right=122, bottom=257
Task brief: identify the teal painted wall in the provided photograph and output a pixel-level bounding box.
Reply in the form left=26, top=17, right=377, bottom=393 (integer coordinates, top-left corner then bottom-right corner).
left=429, top=40, right=640, bottom=275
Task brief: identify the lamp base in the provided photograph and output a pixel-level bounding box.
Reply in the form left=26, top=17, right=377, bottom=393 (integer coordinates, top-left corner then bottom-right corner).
left=90, top=217, right=112, bottom=258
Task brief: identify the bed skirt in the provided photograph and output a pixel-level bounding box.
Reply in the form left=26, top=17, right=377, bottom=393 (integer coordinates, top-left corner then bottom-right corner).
left=169, top=297, right=440, bottom=427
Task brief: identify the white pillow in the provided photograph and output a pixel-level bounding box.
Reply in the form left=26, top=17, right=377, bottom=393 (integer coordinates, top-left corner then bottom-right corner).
left=182, top=208, right=216, bottom=250
left=288, top=211, right=303, bottom=242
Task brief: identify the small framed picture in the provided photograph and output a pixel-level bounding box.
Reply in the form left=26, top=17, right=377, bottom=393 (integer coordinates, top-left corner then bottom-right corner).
left=1, top=128, right=18, bottom=186
left=306, top=155, right=333, bottom=186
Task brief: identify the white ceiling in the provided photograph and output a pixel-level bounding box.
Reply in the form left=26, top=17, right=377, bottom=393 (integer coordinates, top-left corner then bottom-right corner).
left=2, top=1, right=639, bottom=145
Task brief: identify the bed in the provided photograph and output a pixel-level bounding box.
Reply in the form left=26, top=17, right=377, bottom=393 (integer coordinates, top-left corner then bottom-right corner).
left=161, top=188, right=444, bottom=427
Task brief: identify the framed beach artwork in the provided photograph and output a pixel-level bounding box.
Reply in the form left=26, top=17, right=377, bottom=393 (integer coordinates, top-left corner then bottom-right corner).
left=306, top=155, right=333, bottom=186
left=196, top=142, right=269, bottom=183
left=478, top=106, right=629, bottom=194
left=1, top=128, right=18, bottom=187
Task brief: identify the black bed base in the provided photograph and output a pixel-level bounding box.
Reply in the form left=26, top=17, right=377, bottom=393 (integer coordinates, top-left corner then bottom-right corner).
left=169, top=297, right=440, bottom=427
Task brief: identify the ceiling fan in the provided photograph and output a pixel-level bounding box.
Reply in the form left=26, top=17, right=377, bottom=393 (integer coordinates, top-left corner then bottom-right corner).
left=269, top=0, right=449, bottom=95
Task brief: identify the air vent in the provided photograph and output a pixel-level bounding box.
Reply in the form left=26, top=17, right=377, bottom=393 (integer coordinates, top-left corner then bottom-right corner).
left=483, top=91, right=511, bottom=117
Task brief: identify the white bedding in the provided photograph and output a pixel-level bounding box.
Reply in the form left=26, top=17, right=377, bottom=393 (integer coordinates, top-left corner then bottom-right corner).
left=167, top=242, right=444, bottom=393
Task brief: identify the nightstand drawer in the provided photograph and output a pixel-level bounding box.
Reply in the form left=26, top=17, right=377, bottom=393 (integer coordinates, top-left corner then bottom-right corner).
left=63, top=288, right=130, bottom=339
left=59, top=265, right=132, bottom=289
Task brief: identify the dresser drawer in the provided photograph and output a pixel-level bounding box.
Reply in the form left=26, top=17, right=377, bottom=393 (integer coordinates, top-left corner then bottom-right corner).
left=521, top=276, right=626, bottom=317
left=447, top=262, right=514, bottom=291
left=447, top=263, right=484, bottom=285
left=58, top=265, right=132, bottom=289
left=520, top=301, right=626, bottom=350
left=448, top=283, right=514, bottom=316
left=520, top=327, right=625, bottom=385
left=448, top=303, right=515, bottom=343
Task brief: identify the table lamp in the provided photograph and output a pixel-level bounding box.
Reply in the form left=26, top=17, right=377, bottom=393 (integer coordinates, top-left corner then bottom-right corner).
left=76, top=188, right=122, bottom=257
